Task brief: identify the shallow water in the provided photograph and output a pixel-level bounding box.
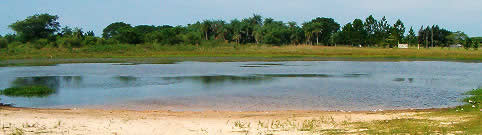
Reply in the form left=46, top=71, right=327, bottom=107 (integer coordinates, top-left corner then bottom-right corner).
left=0, top=61, right=480, bottom=111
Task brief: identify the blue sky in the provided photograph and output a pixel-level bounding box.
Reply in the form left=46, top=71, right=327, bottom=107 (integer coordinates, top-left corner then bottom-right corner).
left=1, top=0, right=481, bottom=37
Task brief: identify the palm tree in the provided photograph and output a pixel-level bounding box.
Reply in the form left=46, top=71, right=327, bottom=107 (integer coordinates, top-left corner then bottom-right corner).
left=201, top=20, right=212, bottom=40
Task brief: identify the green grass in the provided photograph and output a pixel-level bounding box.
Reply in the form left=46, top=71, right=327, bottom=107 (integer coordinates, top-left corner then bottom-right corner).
left=0, top=44, right=481, bottom=62
left=0, top=86, right=56, bottom=97
left=1, top=44, right=481, bottom=67
left=451, top=88, right=482, bottom=112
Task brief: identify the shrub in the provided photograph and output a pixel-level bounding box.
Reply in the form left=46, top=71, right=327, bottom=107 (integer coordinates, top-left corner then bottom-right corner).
left=0, top=38, right=7, bottom=48
left=83, top=44, right=133, bottom=52
left=200, top=39, right=232, bottom=47
left=57, top=37, right=83, bottom=48
left=473, top=41, right=479, bottom=50
left=33, top=38, right=49, bottom=49
left=182, top=31, right=202, bottom=45
left=82, top=36, right=98, bottom=46
left=7, top=42, right=32, bottom=54
left=95, top=38, right=118, bottom=46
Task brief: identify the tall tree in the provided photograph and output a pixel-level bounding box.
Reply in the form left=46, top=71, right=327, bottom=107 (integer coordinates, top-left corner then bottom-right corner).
left=102, top=22, right=132, bottom=39
left=338, top=23, right=354, bottom=45
left=302, top=17, right=340, bottom=45
left=406, top=27, right=417, bottom=45
left=375, top=16, right=391, bottom=44
left=287, top=21, right=304, bottom=45
left=229, top=19, right=243, bottom=44
left=9, top=14, right=60, bottom=42
left=351, top=19, right=366, bottom=46
left=200, top=20, right=211, bottom=40
left=114, top=27, right=141, bottom=44
left=211, top=20, right=227, bottom=40
left=364, top=15, right=377, bottom=46
left=391, top=19, right=405, bottom=43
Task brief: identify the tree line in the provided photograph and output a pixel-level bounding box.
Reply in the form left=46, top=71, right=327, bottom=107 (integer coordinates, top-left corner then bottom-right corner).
left=0, top=13, right=479, bottom=50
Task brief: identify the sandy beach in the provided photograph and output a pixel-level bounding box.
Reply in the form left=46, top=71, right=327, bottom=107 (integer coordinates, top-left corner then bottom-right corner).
left=1, top=106, right=450, bottom=135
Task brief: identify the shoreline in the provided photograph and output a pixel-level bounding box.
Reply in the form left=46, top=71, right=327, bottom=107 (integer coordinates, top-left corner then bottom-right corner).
left=1, top=56, right=481, bottom=67
left=0, top=105, right=450, bottom=113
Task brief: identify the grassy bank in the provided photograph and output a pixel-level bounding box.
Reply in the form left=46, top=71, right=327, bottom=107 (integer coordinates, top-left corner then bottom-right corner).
left=1, top=44, right=481, bottom=61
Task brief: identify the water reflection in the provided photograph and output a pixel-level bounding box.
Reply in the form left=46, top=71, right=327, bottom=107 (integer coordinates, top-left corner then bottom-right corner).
left=161, top=73, right=371, bottom=86
left=245, top=63, right=285, bottom=66
left=162, top=75, right=270, bottom=86
left=115, top=76, right=137, bottom=83
left=256, top=73, right=370, bottom=78
left=393, top=78, right=415, bottom=83
left=112, top=63, right=137, bottom=66
left=240, top=66, right=268, bottom=68
left=256, top=74, right=334, bottom=78
left=12, top=76, right=82, bottom=90
left=343, top=73, right=370, bottom=78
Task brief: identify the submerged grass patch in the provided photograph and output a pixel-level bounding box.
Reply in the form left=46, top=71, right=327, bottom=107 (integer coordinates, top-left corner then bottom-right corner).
left=0, top=86, right=56, bottom=97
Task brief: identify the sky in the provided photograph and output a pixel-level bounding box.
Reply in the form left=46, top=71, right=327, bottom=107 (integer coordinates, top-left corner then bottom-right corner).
left=1, top=0, right=481, bottom=37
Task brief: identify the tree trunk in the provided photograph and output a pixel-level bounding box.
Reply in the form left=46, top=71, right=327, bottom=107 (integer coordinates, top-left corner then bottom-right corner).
left=205, top=32, right=208, bottom=40
left=431, top=29, right=434, bottom=47
left=425, top=34, right=428, bottom=48
left=315, top=32, right=319, bottom=45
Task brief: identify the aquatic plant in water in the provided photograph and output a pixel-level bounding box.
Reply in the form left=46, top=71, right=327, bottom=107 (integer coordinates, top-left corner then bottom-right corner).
left=0, top=86, right=56, bottom=97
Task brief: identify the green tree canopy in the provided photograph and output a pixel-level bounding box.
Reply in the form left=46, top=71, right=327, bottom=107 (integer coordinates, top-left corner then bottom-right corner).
left=9, top=14, right=60, bottom=42
left=302, top=17, right=340, bottom=45
left=364, top=15, right=377, bottom=46
left=406, top=27, right=417, bottom=45
left=391, top=19, right=405, bottom=43
left=102, top=22, right=132, bottom=39
left=446, top=31, right=469, bottom=45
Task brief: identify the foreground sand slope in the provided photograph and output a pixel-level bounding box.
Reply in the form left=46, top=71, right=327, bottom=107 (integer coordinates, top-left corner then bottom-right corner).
left=0, top=107, right=431, bottom=135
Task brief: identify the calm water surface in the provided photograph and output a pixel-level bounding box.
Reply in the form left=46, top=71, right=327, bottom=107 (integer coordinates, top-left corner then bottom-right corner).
left=0, top=61, right=480, bottom=111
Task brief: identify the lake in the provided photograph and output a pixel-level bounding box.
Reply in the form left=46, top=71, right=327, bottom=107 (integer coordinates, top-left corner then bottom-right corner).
left=0, top=61, right=480, bottom=111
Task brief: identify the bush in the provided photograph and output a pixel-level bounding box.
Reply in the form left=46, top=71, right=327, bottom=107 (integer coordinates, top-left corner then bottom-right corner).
left=473, top=41, right=479, bottom=50
left=95, top=38, right=118, bottom=46
left=83, top=44, right=133, bottom=52
left=200, top=39, right=233, bottom=47
left=0, top=38, right=7, bottom=48
left=82, top=36, right=98, bottom=46
left=7, top=42, right=33, bottom=54
left=33, top=38, right=49, bottom=49
left=182, top=32, right=202, bottom=45
left=0, top=86, right=56, bottom=97
left=57, top=37, right=83, bottom=48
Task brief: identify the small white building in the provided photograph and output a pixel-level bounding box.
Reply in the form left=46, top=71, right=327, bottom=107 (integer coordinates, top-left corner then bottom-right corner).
left=450, top=44, right=463, bottom=48
left=398, top=44, right=408, bottom=49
